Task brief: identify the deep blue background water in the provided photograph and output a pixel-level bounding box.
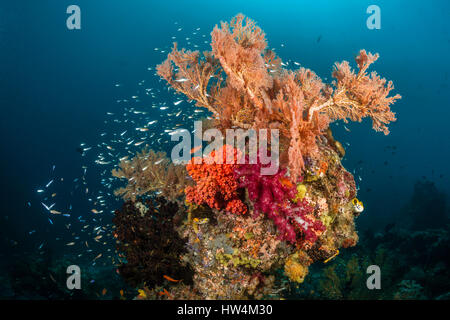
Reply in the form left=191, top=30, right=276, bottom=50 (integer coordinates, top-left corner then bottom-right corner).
left=0, top=0, right=449, bottom=260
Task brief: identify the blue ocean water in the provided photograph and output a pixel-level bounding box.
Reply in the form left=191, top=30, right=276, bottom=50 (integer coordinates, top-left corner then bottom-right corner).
left=0, top=0, right=448, bottom=299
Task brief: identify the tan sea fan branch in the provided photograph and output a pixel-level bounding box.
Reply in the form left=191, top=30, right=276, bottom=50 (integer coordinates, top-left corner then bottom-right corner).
left=112, top=147, right=189, bottom=202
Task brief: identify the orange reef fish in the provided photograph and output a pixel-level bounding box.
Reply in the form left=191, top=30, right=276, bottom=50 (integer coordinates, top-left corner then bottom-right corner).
left=158, top=288, right=173, bottom=299
left=279, top=176, right=294, bottom=189
left=163, top=275, right=182, bottom=283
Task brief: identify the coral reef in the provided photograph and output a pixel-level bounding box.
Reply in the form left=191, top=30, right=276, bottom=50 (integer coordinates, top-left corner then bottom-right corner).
left=171, top=208, right=291, bottom=299
left=111, top=14, right=401, bottom=299
left=394, top=280, right=426, bottom=300
left=307, top=227, right=450, bottom=300
left=286, top=180, right=450, bottom=300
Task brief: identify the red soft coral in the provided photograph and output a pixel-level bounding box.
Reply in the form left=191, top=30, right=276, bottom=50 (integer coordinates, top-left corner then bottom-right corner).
left=185, top=145, right=247, bottom=215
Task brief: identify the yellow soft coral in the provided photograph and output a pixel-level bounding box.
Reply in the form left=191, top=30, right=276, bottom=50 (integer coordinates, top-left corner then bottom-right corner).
left=284, top=251, right=312, bottom=283
left=293, top=184, right=307, bottom=203
left=320, top=212, right=335, bottom=228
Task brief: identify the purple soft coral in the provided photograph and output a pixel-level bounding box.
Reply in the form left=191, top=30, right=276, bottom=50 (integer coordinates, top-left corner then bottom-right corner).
left=235, top=153, right=324, bottom=244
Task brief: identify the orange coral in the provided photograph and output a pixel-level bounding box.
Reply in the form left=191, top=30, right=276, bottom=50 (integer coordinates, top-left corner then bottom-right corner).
left=185, top=145, right=247, bottom=215
left=157, top=14, right=401, bottom=181
left=308, top=50, right=401, bottom=135
left=284, top=251, right=313, bottom=283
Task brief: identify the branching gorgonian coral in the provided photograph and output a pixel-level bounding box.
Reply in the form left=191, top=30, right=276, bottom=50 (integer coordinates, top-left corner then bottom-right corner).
left=157, top=13, right=400, bottom=181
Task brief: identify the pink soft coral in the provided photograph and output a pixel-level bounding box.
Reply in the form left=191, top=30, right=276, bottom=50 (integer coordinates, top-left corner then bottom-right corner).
left=235, top=152, right=325, bottom=244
